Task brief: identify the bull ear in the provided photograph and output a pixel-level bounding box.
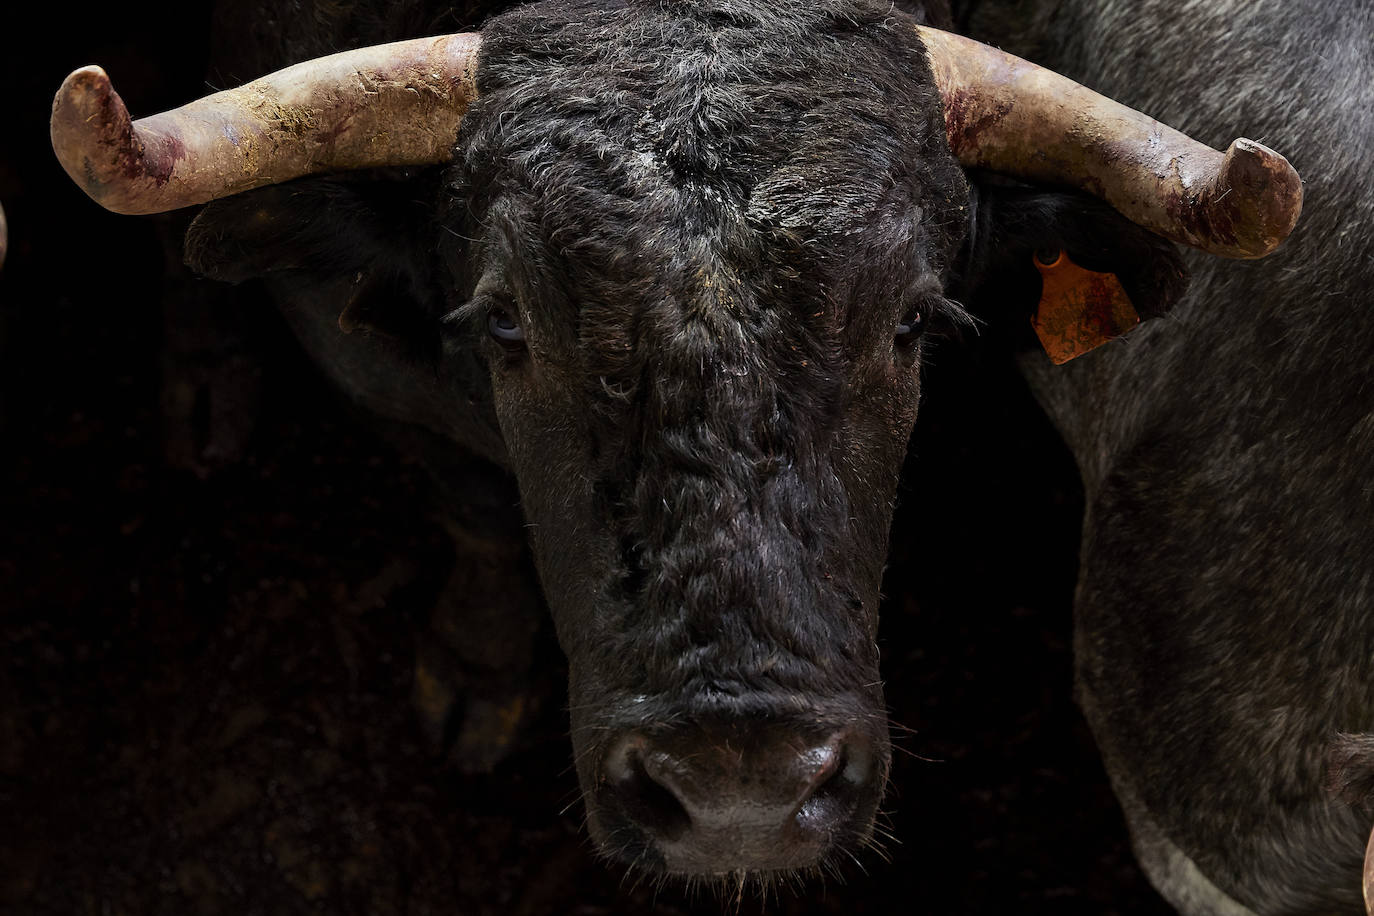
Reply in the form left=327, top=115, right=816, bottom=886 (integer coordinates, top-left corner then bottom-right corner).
left=956, top=182, right=1189, bottom=353
left=184, top=170, right=448, bottom=349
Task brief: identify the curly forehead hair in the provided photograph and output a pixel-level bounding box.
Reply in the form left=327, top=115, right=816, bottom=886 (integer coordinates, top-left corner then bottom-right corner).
left=450, top=0, right=969, bottom=286
left=438, top=0, right=969, bottom=701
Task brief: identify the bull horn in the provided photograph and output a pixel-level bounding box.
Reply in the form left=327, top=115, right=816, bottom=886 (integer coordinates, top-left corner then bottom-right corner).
left=51, top=34, right=481, bottom=216
left=1365, top=819, right=1373, bottom=915
left=916, top=27, right=1302, bottom=260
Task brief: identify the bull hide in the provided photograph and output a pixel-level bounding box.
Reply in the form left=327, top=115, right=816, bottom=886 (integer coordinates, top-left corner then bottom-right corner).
left=972, top=0, right=1374, bottom=912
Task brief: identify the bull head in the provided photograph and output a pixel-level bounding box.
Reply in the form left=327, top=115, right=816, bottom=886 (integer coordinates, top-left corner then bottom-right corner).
left=51, top=0, right=1300, bottom=884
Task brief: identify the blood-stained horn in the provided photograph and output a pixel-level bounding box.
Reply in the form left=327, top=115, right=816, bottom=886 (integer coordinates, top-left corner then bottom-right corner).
left=51, top=34, right=481, bottom=216
left=917, top=27, right=1302, bottom=259
left=52, top=25, right=1301, bottom=257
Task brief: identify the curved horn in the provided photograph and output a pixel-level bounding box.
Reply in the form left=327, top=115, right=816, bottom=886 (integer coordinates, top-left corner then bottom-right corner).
left=51, top=34, right=481, bottom=216
left=916, top=27, right=1302, bottom=260
left=1365, top=820, right=1373, bottom=916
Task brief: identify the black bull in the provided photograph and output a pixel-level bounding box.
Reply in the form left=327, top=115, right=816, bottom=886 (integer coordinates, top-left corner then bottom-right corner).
left=48, top=0, right=1371, bottom=909
left=993, top=1, right=1374, bottom=913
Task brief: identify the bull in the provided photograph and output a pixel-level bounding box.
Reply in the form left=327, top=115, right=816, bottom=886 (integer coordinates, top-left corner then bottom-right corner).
left=49, top=0, right=1316, bottom=898
left=961, top=0, right=1374, bottom=912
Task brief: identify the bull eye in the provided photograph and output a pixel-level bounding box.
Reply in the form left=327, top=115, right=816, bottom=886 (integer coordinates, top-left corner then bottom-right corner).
left=487, top=307, right=526, bottom=349
left=894, top=308, right=925, bottom=347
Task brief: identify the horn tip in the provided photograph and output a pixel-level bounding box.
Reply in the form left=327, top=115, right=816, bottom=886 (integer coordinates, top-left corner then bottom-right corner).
left=51, top=64, right=144, bottom=213
left=53, top=65, right=115, bottom=119
left=1219, top=137, right=1304, bottom=258
left=63, top=64, right=112, bottom=86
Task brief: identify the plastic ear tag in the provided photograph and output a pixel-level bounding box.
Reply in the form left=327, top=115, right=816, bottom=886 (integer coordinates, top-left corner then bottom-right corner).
left=1032, top=251, right=1140, bottom=364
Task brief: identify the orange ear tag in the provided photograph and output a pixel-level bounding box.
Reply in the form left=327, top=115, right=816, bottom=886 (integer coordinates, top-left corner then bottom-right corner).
left=1032, top=251, right=1140, bottom=364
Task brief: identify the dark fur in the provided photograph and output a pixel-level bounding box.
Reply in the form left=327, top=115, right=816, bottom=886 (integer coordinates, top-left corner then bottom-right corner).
left=1328, top=734, right=1374, bottom=809
left=186, top=0, right=1191, bottom=880
left=987, top=0, right=1374, bottom=912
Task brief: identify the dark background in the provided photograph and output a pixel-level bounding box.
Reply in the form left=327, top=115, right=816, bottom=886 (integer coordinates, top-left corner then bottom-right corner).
left=1, top=4, right=1172, bottom=913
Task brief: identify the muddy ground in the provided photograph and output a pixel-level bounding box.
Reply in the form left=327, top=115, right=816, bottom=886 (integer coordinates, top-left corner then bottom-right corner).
left=2, top=6, right=1172, bottom=914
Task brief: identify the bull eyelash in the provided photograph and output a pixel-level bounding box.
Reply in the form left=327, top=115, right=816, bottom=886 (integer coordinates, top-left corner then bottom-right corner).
left=441, top=292, right=498, bottom=330
left=938, top=295, right=977, bottom=330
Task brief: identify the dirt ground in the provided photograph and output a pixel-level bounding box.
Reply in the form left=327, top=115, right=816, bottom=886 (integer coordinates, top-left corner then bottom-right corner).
left=2, top=6, right=1173, bottom=914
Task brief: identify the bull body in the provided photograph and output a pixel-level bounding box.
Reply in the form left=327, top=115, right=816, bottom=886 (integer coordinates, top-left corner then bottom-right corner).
left=984, top=0, right=1374, bottom=912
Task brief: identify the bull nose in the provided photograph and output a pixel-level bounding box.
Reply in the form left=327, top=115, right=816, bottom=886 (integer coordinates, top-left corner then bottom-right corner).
left=598, top=720, right=880, bottom=874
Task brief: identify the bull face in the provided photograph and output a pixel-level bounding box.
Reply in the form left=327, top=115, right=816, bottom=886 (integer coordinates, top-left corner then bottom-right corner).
left=51, top=0, right=1300, bottom=889
left=438, top=1, right=970, bottom=874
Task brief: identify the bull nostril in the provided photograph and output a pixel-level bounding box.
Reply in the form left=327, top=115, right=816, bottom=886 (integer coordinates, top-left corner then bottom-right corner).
left=604, top=738, right=692, bottom=842
left=797, top=737, right=875, bottom=830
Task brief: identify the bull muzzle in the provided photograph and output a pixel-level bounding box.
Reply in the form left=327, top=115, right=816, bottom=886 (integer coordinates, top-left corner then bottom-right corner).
left=592, top=718, right=885, bottom=875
